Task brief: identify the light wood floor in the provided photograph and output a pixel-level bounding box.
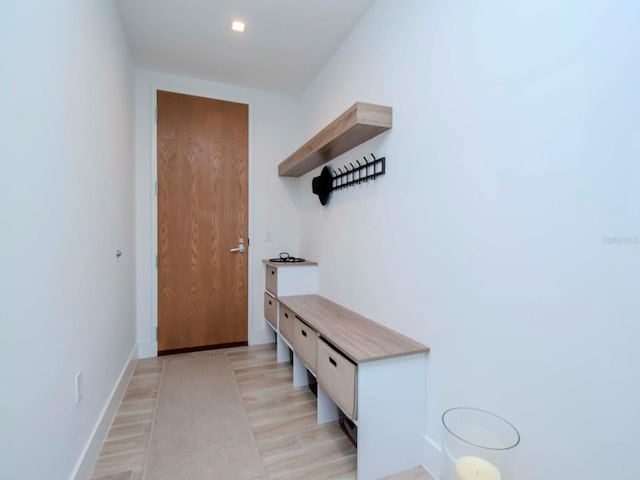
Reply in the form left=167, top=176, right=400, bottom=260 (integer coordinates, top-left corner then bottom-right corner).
left=91, top=344, right=356, bottom=480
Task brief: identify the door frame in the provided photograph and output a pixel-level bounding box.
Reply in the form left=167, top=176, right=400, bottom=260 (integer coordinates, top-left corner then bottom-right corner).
left=148, top=83, right=255, bottom=356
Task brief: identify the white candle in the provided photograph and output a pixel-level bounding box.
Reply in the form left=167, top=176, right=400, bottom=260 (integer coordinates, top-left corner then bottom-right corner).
left=455, top=456, right=501, bottom=480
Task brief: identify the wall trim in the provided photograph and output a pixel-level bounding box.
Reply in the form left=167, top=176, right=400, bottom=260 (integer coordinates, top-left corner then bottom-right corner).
left=71, top=343, right=138, bottom=480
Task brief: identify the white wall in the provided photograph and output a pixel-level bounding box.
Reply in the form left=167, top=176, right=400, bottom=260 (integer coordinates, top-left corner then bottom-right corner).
left=135, top=70, right=301, bottom=357
left=1, top=1, right=136, bottom=479
left=296, top=1, right=640, bottom=478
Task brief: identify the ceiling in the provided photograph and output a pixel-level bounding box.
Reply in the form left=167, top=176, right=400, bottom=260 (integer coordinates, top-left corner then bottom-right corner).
left=115, top=0, right=376, bottom=95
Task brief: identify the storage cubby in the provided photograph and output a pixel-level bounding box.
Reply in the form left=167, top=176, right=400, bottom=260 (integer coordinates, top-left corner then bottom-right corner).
left=263, top=277, right=429, bottom=479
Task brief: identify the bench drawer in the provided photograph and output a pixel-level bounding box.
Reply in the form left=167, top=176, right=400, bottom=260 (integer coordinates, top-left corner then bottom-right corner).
left=293, top=317, right=317, bottom=372
left=264, top=292, right=277, bottom=329
left=265, top=265, right=277, bottom=295
left=317, top=338, right=357, bottom=420
left=279, top=304, right=295, bottom=346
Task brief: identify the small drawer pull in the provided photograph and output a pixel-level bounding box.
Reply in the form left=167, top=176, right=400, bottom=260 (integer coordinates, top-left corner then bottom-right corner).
left=301, top=329, right=307, bottom=337
left=268, top=300, right=272, bottom=305
left=329, top=357, right=337, bottom=367
left=271, top=270, right=275, bottom=275
left=284, top=313, right=289, bottom=318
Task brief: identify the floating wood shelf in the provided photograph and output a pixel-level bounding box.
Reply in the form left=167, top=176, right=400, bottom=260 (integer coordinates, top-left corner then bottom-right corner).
left=278, top=101, right=392, bottom=177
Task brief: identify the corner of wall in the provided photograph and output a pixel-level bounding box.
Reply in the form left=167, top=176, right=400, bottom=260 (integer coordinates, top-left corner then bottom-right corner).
left=424, top=434, right=441, bottom=479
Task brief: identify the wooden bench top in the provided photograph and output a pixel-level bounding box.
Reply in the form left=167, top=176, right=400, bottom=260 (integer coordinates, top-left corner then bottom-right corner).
left=278, top=294, right=429, bottom=363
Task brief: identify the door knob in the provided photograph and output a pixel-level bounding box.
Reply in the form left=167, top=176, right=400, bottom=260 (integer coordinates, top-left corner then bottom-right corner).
left=230, top=237, right=245, bottom=254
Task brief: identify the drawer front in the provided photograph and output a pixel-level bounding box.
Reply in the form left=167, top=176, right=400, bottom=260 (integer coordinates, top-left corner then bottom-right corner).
left=263, top=292, right=277, bottom=329
left=317, top=339, right=357, bottom=420
left=293, top=318, right=317, bottom=372
left=265, top=266, right=277, bottom=296
left=279, top=304, right=295, bottom=345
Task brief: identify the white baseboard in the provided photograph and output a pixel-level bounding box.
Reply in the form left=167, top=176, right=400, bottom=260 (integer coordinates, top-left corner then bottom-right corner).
left=71, top=343, right=138, bottom=480
left=250, top=323, right=276, bottom=345
left=137, top=339, right=157, bottom=359
left=424, top=434, right=441, bottom=479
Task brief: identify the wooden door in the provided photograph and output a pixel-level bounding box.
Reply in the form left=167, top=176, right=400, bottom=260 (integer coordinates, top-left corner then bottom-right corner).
left=157, top=91, right=248, bottom=353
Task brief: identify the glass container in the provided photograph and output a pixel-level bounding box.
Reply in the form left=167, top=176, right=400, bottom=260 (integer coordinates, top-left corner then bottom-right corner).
left=441, top=407, right=520, bottom=480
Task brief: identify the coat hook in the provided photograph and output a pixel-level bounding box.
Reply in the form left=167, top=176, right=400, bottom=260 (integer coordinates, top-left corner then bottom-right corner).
left=326, top=154, right=386, bottom=193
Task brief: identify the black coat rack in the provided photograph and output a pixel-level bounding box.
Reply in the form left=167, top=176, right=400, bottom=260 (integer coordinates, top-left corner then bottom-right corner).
left=312, top=153, right=386, bottom=205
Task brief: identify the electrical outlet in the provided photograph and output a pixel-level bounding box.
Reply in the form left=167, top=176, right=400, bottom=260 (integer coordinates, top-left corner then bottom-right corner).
left=265, top=229, right=273, bottom=242
left=75, top=371, right=83, bottom=405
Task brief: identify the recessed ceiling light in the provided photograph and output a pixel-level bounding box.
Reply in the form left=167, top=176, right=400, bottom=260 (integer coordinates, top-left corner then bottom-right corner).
left=232, top=21, right=245, bottom=32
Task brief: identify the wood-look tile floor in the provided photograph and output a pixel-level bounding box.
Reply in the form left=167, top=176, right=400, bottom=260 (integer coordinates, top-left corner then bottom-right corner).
left=91, top=344, right=356, bottom=480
